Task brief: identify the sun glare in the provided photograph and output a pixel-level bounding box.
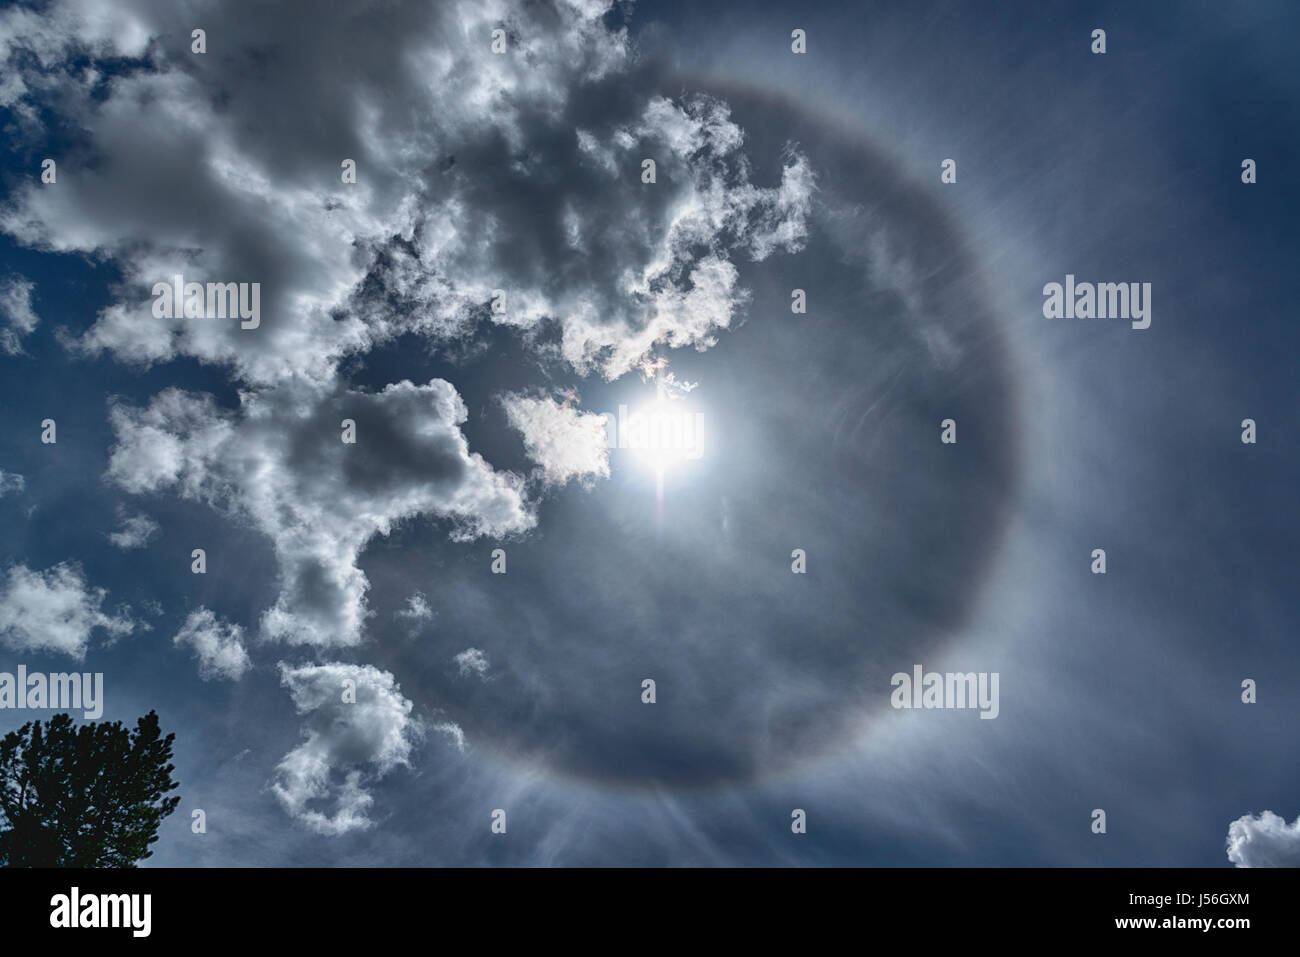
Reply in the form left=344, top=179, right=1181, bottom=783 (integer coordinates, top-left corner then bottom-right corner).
left=623, top=398, right=706, bottom=477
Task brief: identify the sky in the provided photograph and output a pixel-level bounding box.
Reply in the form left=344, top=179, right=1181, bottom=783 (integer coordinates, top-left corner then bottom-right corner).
left=0, top=0, right=1296, bottom=867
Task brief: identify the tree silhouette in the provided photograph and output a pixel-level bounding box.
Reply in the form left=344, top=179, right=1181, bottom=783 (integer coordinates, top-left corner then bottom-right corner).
left=0, top=711, right=180, bottom=867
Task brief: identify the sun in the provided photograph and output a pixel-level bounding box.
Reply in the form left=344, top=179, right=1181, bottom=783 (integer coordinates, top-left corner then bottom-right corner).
left=625, top=396, right=706, bottom=477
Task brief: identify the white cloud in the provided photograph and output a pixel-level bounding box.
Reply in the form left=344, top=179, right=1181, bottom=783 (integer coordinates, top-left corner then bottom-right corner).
left=396, top=592, right=434, bottom=621
left=271, top=662, right=422, bottom=835
left=0, top=561, right=134, bottom=658
left=173, top=607, right=251, bottom=681
left=0, top=0, right=621, bottom=384
left=0, top=2, right=811, bottom=386
left=361, top=94, right=815, bottom=381
left=1226, top=810, right=1300, bottom=867
left=106, top=379, right=535, bottom=647
left=431, top=720, right=467, bottom=753
left=454, top=647, right=490, bottom=678
left=108, top=511, right=159, bottom=549
left=501, top=393, right=610, bottom=487
left=0, top=469, right=24, bottom=498
left=0, top=0, right=150, bottom=114
left=0, top=276, right=38, bottom=355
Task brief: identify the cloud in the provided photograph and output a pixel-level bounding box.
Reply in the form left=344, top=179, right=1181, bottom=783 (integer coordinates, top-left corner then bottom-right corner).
left=501, top=393, right=610, bottom=487
left=0, top=470, right=24, bottom=498
left=106, top=379, right=535, bottom=647
left=1226, top=810, right=1300, bottom=867
left=0, top=561, right=135, bottom=658
left=352, top=92, right=814, bottom=381
left=108, top=511, right=160, bottom=549
left=453, top=647, right=490, bottom=679
left=395, top=592, right=434, bottom=621
left=271, top=662, right=422, bottom=835
left=0, top=0, right=810, bottom=386
left=0, top=0, right=151, bottom=116
left=431, top=720, right=467, bottom=753
left=0, top=276, right=38, bottom=355
left=173, top=607, right=251, bottom=681
left=2, top=0, right=812, bottom=679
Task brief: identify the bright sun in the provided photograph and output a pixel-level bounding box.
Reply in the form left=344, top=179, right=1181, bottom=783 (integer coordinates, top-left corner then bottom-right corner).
left=623, top=398, right=706, bottom=477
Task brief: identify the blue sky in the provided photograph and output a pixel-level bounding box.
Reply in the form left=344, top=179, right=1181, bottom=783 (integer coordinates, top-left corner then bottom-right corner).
left=0, top=0, right=1296, bottom=866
